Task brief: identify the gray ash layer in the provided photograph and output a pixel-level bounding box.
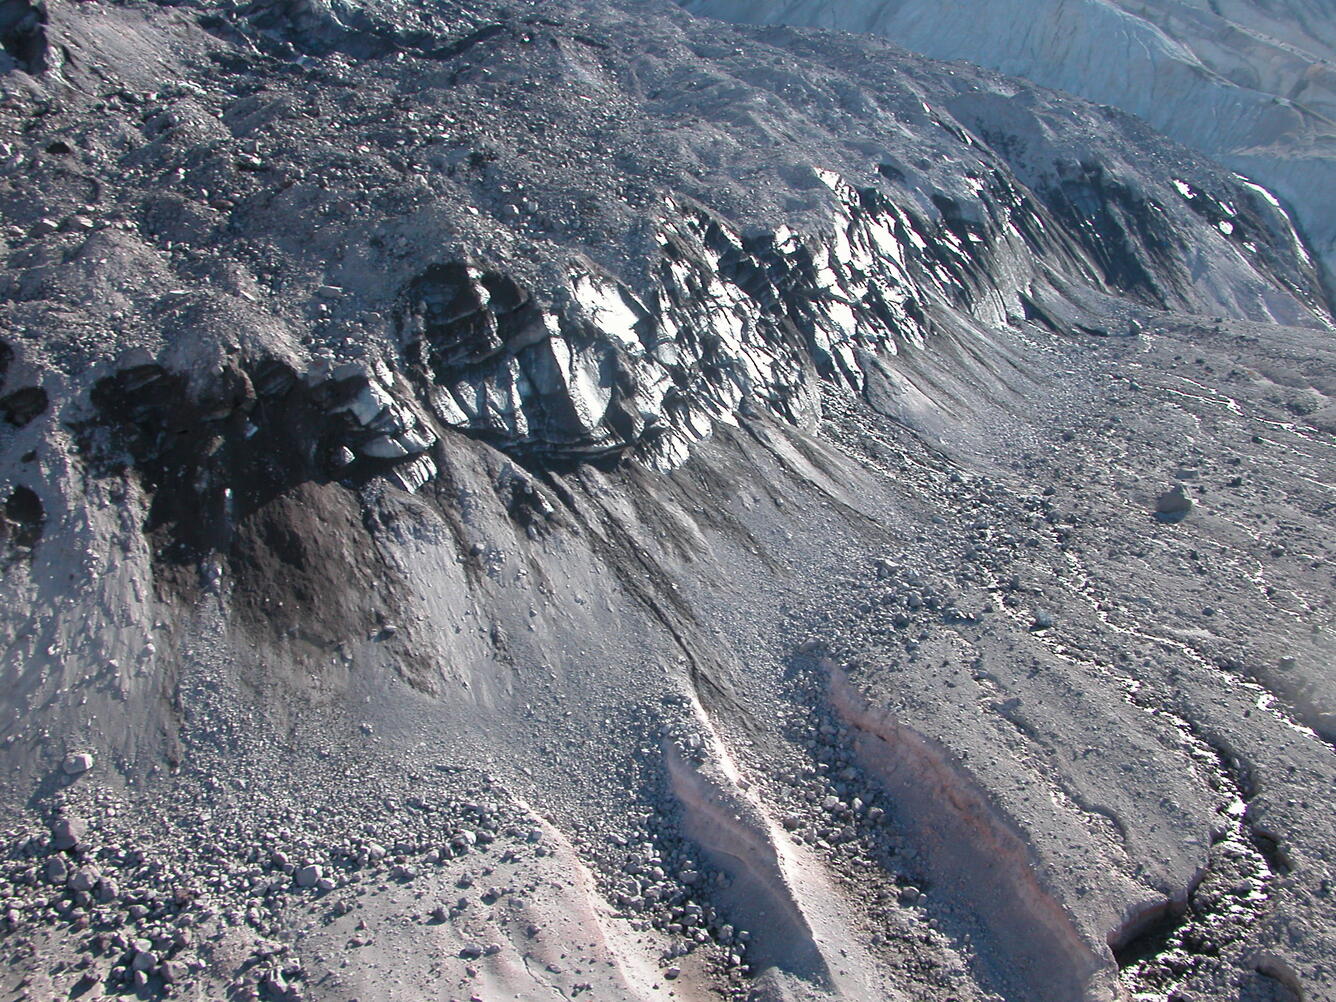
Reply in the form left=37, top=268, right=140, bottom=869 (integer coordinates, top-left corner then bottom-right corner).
left=0, top=1, right=1333, bottom=1001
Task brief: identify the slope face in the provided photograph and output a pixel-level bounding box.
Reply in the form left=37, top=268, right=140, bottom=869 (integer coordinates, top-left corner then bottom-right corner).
left=0, top=2, right=1334, bottom=1002
left=679, top=0, right=1336, bottom=294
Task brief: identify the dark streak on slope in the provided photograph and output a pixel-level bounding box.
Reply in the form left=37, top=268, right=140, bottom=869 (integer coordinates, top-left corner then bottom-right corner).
left=1044, top=161, right=1180, bottom=307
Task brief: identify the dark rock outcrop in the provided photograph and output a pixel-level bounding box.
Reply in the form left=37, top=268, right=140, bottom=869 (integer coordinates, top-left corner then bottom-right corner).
left=0, top=0, right=46, bottom=74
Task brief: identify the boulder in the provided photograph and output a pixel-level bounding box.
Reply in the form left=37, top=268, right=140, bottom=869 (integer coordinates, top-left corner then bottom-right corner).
left=1155, top=484, right=1194, bottom=519
left=62, top=752, right=94, bottom=776
left=51, top=816, right=86, bottom=851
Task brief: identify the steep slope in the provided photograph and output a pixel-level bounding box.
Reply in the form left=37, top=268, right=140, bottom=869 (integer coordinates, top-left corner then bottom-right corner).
left=679, top=0, right=1336, bottom=297
left=0, top=1, right=1334, bottom=1001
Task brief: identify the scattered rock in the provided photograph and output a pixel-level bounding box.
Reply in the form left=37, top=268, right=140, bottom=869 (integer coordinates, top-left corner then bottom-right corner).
left=1155, top=484, right=1194, bottom=520
left=51, top=816, right=86, bottom=851
left=62, top=752, right=94, bottom=776
left=44, top=855, right=68, bottom=884
left=68, top=866, right=98, bottom=892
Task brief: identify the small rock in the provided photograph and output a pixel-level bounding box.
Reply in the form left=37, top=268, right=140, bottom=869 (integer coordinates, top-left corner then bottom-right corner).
left=44, top=856, right=68, bottom=884
left=62, top=752, right=94, bottom=776
left=295, top=865, right=323, bottom=888
left=51, top=817, right=86, bottom=851
left=131, top=949, right=156, bottom=973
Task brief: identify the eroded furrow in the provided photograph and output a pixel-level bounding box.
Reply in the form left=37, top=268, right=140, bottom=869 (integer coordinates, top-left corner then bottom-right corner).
left=823, top=662, right=1112, bottom=1002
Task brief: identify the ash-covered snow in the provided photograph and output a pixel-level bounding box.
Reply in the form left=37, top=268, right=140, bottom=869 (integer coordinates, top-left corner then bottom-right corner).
left=680, top=0, right=1336, bottom=296
left=0, top=1, right=1334, bottom=1001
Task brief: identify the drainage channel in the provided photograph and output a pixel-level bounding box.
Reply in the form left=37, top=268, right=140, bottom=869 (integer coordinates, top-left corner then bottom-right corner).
left=977, top=541, right=1287, bottom=999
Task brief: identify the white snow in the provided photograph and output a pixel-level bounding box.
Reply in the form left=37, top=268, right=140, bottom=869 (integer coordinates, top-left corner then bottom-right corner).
left=572, top=272, right=644, bottom=350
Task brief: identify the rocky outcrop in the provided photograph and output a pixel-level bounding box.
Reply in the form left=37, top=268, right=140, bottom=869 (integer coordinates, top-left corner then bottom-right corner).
left=0, top=385, right=46, bottom=428
left=388, top=164, right=1327, bottom=472
left=0, top=483, right=41, bottom=560
left=78, top=353, right=440, bottom=560
left=0, top=0, right=47, bottom=74
left=80, top=144, right=1329, bottom=524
